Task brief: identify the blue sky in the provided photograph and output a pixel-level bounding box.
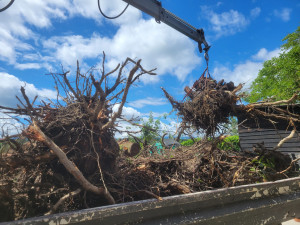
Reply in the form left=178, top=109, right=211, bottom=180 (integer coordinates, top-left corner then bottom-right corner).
left=0, top=0, right=299, bottom=137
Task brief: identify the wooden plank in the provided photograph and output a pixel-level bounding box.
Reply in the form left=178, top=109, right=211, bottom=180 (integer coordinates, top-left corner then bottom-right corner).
left=239, top=138, right=300, bottom=146
left=239, top=129, right=300, bottom=136
left=240, top=144, right=300, bottom=152
left=239, top=136, right=300, bottom=142
left=239, top=128, right=288, bottom=133
left=240, top=147, right=300, bottom=153
left=239, top=137, right=300, bottom=143
left=239, top=134, right=300, bottom=141
left=239, top=134, right=299, bottom=141
left=239, top=132, right=299, bottom=138
left=239, top=140, right=299, bottom=146
left=240, top=136, right=300, bottom=142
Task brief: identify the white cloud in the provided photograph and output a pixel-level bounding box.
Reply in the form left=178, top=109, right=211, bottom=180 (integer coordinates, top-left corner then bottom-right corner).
left=250, top=7, right=261, bottom=19
left=67, top=0, right=101, bottom=21
left=111, top=104, right=142, bottom=139
left=141, top=112, right=168, bottom=118
left=15, top=63, right=42, bottom=70
left=159, top=119, right=181, bottom=136
left=201, top=6, right=249, bottom=38
left=252, top=48, right=281, bottom=61
left=112, top=104, right=141, bottom=120
left=43, top=34, right=110, bottom=66
left=99, top=0, right=142, bottom=26
left=113, top=112, right=180, bottom=139
left=213, top=48, right=281, bottom=88
left=0, top=0, right=72, bottom=64
left=127, top=97, right=167, bottom=108
left=201, top=6, right=262, bottom=38
left=111, top=103, right=180, bottom=139
left=274, top=8, right=292, bottom=22
left=0, top=72, right=56, bottom=136
left=0, top=72, right=57, bottom=107
left=0, top=112, right=25, bottom=137
left=108, top=19, right=200, bottom=81
left=0, top=0, right=201, bottom=82
left=0, top=0, right=200, bottom=82
left=68, top=0, right=141, bottom=25
left=213, top=61, right=261, bottom=87
left=42, top=18, right=200, bottom=82
left=0, top=29, right=33, bottom=64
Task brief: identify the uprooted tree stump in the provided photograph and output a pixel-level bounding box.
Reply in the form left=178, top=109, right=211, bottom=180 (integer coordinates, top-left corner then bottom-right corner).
left=0, top=55, right=156, bottom=221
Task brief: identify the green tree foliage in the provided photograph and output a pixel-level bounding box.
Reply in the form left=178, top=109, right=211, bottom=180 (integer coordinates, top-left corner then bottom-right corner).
left=247, top=26, right=300, bottom=102
left=0, top=138, right=28, bottom=154
left=180, top=137, right=201, bottom=146
left=0, top=143, right=3, bottom=154
left=140, top=112, right=161, bottom=147
left=217, top=135, right=240, bottom=152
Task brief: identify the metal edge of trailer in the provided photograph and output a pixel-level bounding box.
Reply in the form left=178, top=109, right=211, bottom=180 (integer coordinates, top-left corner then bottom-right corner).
left=2, top=176, right=300, bottom=225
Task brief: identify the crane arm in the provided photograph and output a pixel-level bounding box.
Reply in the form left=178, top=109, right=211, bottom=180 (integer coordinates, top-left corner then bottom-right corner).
left=122, top=0, right=210, bottom=53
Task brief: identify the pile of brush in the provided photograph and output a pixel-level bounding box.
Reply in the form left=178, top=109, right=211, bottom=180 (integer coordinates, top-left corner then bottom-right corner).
left=162, top=75, right=242, bottom=136
left=162, top=74, right=299, bottom=137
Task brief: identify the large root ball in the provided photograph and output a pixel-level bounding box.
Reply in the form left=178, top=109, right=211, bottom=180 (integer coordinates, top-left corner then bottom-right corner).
left=162, top=76, right=242, bottom=136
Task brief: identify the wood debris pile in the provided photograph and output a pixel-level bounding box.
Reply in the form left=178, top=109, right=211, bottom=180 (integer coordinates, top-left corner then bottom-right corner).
left=0, top=62, right=299, bottom=222
left=115, top=141, right=296, bottom=201
left=1, top=135, right=298, bottom=222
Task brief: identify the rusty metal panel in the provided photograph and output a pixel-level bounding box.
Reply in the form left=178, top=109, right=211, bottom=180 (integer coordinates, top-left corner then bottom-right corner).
left=2, top=177, right=300, bottom=225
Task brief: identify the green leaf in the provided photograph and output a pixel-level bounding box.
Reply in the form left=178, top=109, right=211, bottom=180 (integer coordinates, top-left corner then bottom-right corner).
left=247, top=26, right=300, bottom=102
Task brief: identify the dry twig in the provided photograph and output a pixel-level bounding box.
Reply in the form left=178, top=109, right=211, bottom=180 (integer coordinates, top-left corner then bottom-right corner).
left=45, top=188, right=82, bottom=215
